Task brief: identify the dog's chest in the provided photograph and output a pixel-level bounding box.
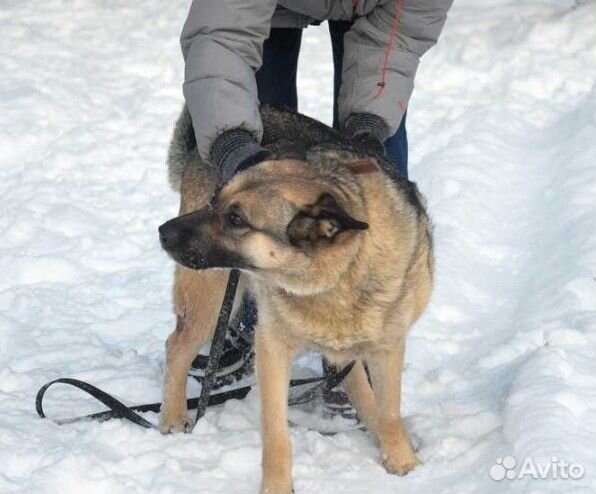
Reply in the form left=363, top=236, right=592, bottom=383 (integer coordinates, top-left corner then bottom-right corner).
left=270, top=294, right=388, bottom=353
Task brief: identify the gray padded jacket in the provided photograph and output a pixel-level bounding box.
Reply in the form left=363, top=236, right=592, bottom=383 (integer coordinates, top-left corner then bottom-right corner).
left=181, top=0, right=453, bottom=160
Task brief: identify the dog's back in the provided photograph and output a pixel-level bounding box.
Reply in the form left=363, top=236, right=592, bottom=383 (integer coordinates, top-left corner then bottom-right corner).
left=167, top=104, right=423, bottom=204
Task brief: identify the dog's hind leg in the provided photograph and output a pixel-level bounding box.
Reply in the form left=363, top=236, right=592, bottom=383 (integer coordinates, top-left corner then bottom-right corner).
left=367, top=340, right=420, bottom=476
left=159, top=266, right=230, bottom=433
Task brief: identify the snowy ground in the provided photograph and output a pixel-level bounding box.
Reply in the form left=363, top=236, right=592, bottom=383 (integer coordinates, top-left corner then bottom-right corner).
left=1, top=0, right=595, bottom=493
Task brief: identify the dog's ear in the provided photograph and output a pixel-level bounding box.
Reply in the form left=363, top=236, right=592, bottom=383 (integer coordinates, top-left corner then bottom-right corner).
left=287, top=193, right=368, bottom=246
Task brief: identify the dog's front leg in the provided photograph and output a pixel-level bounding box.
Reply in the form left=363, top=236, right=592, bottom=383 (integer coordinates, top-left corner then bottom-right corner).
left=160, top=267, right=229, bottom=434
left=255, top=327, right=294, bottom=494
left=160, top=313, right=199, bottom=433
left=368, top=341, right=420, bottom=476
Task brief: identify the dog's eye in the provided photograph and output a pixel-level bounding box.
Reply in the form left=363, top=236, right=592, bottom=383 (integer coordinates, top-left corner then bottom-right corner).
left=226, top=212, right=247, bottom=228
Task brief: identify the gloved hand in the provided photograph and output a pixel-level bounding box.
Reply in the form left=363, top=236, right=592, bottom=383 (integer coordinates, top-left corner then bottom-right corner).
left=343, top=113, right=391, bottom=157
left=349, top=133, right=386, bottom=156
left=210, top=129, right=270, bottom=183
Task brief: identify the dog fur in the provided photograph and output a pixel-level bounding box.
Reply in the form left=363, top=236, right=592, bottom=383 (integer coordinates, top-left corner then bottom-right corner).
left=159, top=105, right=434, bottom=493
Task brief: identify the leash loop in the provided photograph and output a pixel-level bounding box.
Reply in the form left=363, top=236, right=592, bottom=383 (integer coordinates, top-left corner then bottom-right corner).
left=36, top=377, right=156, bottom=429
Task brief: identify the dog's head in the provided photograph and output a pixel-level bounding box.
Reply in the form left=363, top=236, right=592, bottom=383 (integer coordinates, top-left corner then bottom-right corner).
left=159, top=159, right=370, bottom=294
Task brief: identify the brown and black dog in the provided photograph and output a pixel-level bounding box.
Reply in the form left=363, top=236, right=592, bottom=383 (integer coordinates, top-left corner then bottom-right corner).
left=158, top=106, right=434, bottom=494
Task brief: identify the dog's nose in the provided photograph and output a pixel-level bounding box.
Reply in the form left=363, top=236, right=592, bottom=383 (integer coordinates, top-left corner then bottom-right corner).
left=159, top=222, right=180, bottom=250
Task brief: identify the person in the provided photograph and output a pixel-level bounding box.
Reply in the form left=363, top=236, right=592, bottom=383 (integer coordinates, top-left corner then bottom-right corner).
left=182, top=0, right=453, bottom=181
left=256, top=21, right=410, bottom=178
left=182, top=0, right=453, bottom=413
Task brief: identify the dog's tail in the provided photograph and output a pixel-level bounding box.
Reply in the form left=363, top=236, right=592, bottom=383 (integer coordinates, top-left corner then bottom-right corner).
left=166, top=104, right=214, bottom=192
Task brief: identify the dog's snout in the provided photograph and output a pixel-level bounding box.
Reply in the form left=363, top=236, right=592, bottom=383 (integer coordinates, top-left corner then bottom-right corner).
left=159, top=209, right=211, bottom=252
left=159, top=221, right=181, bottom=250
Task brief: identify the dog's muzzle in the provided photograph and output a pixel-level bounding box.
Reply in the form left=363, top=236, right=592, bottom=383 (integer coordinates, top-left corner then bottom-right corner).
left=159, top=208, right=210, bottom=253
left=159, top=218, right=200, bottom=260
left=159, top=220, right=210, bottom=269
left=158, top=222, right=178, bottom=251
left=159, top=209, right=247, bottom=271
left=158, top=219, right=186, bottom=252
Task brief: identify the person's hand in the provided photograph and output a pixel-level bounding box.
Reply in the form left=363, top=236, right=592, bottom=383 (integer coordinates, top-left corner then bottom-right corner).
left=343, top=113, right=390, bottom=157
left=349, top=133, right=385, bottom=156
left=210, top=129, right=270, bottom=182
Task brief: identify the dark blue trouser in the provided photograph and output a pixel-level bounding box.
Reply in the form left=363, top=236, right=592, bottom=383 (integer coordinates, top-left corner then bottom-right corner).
left=256, top=23, right=408, bottom=179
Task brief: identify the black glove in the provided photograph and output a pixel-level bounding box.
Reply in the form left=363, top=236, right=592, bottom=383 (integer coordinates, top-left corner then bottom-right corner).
left=349, top=133, right=386, bottom=156
left=210, top=129, right=270, bottom=182
left=343, top=113, right=391, bottom=156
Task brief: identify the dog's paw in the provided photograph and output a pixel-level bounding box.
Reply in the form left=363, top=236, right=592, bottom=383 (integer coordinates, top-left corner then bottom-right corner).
left=382, top=452, right=421, bottom=476
left=159, top=413, right=193, bottom=434
left=260, top=477, right=294, bottom=494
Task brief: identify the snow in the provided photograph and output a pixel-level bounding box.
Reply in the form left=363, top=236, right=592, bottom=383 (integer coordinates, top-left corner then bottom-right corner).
left=1, top=0, right=595, bottom=493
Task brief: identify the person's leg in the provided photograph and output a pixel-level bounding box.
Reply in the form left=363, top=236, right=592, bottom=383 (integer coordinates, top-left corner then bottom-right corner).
left=328, top=20, right=352, bottom=130
left=328, top=21, right=409, bottom=179
left=384, top=113, right=408, bottom=179
left=256, top=28, right=303, bottom=110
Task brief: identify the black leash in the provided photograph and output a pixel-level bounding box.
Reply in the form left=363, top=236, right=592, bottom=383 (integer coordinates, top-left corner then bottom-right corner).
left=192, top=268, right=241, bottom=430
left=35, top=365, right=354, bottom=429
left=36, top=269, right=355, bottom=431
left=35, top=377, right=252, bottom=428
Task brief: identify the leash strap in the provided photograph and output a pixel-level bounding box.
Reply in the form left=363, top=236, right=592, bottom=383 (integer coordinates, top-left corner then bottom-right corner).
left=192, top=268, right=240, bottom=429
left=288, top=361, right=354, bottom=406
left=35, top=377, right=252, bottom=428
left=35, top=268, right=356, bottom=430
left=35, top=365, right=354, bottom=428
left=36, top=377, right=156, bottom=429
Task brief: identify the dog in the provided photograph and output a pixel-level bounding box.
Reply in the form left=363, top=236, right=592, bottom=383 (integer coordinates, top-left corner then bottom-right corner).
left=158, top=105, right=434, bottom=494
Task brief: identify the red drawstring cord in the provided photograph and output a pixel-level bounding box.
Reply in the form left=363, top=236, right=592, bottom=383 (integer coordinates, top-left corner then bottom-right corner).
left=372, top=0, right=404, bottom=99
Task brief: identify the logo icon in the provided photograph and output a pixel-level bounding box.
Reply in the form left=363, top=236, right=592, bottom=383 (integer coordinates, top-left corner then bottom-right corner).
left=490, top=456, right=517, bottom=481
